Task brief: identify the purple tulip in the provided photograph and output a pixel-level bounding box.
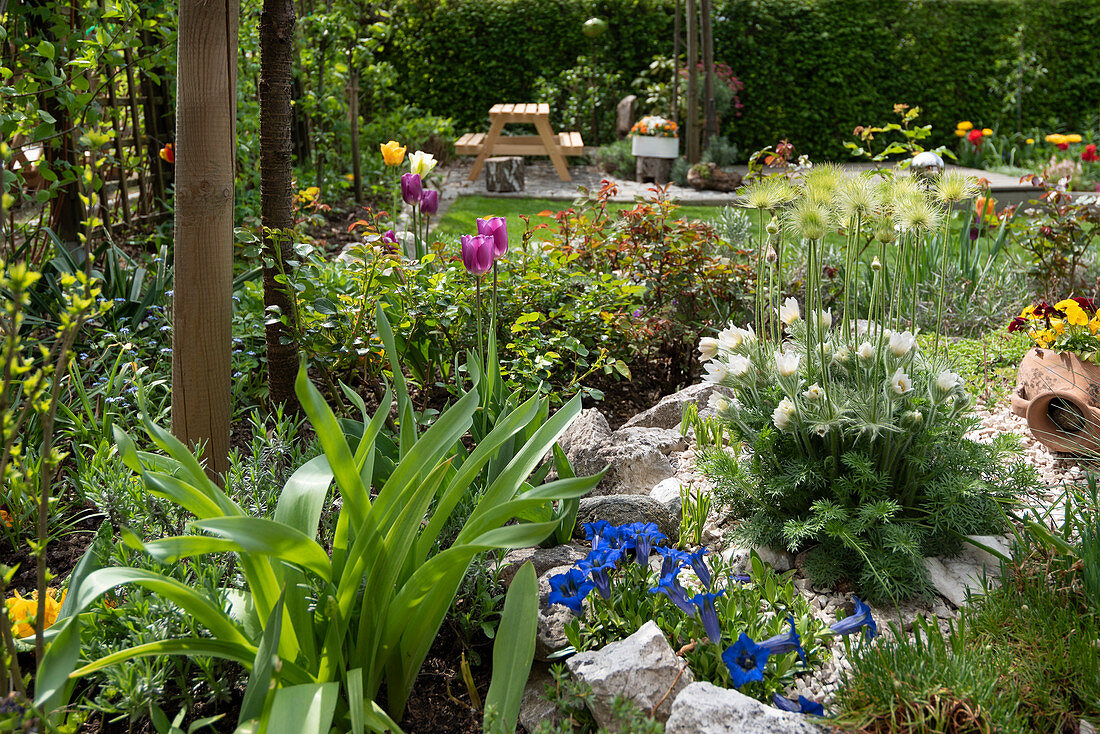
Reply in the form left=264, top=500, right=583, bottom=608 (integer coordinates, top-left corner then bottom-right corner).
left=401, top=172, right=423, bottom=206
left=476, top=216, right=507, bottom=257
left=460, top=234, right=493, bottom=276
left=382, top=229, right=398, bottom=244
left=420, top=188, right=439, bottom=215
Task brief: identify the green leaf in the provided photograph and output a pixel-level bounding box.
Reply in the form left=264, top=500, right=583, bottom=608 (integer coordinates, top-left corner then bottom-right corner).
left=272, top=455, right=333, bottom=539
left=36, top=40, right=55, bottom=60
left=263, top=683, right=339, bottom=734
left=34, top=614, right=80, bottom=713
left=239, top=589, right=286, bottom=725
left=190, top=517, right=332, bottom=582
left=483, top=562, right=537, bottom=734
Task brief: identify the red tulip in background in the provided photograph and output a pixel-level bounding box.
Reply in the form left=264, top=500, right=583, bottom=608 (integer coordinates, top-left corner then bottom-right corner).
left=967, top=129, right=984, bottom=147
left=1083, top=144, right=1099, bottom=163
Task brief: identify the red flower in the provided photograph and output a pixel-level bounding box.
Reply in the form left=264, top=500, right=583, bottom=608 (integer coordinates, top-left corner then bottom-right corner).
left=159, top=143, right=174, bottom=163
left=1082, top=144, right=1099, bottom=163
left=1074, top=296, right=1097, bottom=312
left=1007, top=316, right=1028, bottom=333
left=967, top=129, right=984, bottom=147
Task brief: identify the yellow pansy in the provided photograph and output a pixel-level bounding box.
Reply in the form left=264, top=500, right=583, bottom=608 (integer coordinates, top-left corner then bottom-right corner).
left=957, top=121, right=974, bottom=131
left=1055, top=298, right=1079, bottom=311
left=1021, top=304, right=1039, bottom=320
left=1066, top=305, right=1089, bottom=327
left=1051, top=319, right=1066, bottom=335
left=1090, top=316, right=1100, bottom=335
left=380, top=140, right=406, bottom=166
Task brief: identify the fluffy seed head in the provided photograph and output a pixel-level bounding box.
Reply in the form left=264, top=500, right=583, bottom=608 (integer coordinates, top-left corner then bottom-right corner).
left=934, top=171, right=980, bottom=204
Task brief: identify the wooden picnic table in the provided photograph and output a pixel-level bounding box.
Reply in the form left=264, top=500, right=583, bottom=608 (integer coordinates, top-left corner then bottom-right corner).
left=456, top=103, right=584, bottom=182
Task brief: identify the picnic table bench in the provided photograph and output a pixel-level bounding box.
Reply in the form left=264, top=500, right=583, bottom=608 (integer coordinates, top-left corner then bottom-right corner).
left=456, top=103, right=584, bottom=182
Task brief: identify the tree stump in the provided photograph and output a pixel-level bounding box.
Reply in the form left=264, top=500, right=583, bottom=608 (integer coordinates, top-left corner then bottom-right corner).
left=616, top=95, right=637, bottom=139
left=686, top=161, right=743, bottom=192
left=636, top=156, right=673, bottom=185
left=485, top=156, right=525, bottom=192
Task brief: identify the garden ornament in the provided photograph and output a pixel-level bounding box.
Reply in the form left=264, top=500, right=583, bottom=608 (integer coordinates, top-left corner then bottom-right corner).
left=910, top=151, right=944, bottom=184
left=1012, top=348, right=1100, bottom=455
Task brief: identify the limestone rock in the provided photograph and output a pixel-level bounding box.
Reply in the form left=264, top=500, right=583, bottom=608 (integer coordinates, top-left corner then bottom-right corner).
left=518, top=663, right=560, bottom=733
left=752, top=544, right=794, bottom=573
left=650, top=477, right=683, bottom=505
left=665, top=682, right=824, bottom=734
left=561, top=413, right=682, bottom=496
left=622, top=383, right=733, bottom=431
left=566, top=621, right=694, bottom=727
left=924, top=535, right=1011, bottom=608
left=496, top=545, right=588, bottom=589
left=536, top=564, right=580, bottom=660
left=575, top=495, right=679, bottom=542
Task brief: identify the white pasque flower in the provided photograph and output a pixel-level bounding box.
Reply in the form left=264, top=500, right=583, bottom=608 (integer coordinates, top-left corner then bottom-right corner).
left=774, top=349, right=801, bottom=377
left=814, top=309, right=833, bottom=330
left=703, top=360, right=729, bottom=384
left=889, top=330, right=917, bottom=357
left=728, top=354, right=752, bottom=377
left=780, top=297, right=801, bottom=325
left=408, top=150, right=438, bottom=177
left=717, top=325, right=749, bottom=350
left=813, top=424, right=829, bottom=437
left=890, top=368, right=913, bottom=395
left=772, top=398, right=796, bottom=430
left=698, top=337, right=719, bottom=362
left=803, top=383, right=824, bottom=400
left=857, top=341, right=875, bottom=361
left=936, top=370, right=962, bottom=393
left=833, top=346, right=851, bottom=364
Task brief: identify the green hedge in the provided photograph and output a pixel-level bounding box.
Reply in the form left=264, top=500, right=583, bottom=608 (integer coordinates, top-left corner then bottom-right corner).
left=386, top=0, right=1100, bottom=158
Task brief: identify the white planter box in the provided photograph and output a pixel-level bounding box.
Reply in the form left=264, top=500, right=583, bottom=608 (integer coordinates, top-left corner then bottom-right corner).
left=631, top=135, right=679, bottom=159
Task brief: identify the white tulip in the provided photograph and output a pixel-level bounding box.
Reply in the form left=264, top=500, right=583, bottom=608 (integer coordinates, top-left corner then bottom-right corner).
left=780, top=297, right=801, bottom=325
left=890, top=368, right=913, bottom=395
left=728, top=354, right=752, bottom=377
left=889, top=330, right=917, bottom=357
left=774, top=349, right=801, bottom=377
left=408, top=150, right=438, bottom=177
left=698, top=337, right=719, bottom=362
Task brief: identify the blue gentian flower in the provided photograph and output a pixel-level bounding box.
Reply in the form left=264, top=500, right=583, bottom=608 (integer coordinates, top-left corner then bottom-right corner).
left=722, top=633, right=770, bottom=688
left=689, top=590, right=725, bottom=642
left=650, top=574, right=695, bottom=616
left=625, top=522, right=666, bottom=565
left=731, top=573, right=752, bottom=584
left=582, top=521, right=615, bottom=550
left=772, top=693, right=825, bottom=716
left=829, top=596, right=877, bottom=641
left=759, top=616, right=806, bottom=665
left=655, top=546, right=689, bottom=577
left=686, top=548, right=712, bottom=589
left=577, top=547, right=623, bottom=599
left=548, top=568, right=595, bottom=614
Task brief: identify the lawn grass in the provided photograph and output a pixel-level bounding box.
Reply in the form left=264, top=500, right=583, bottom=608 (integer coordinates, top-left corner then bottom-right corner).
left=433, top=194, right=725, bottom=245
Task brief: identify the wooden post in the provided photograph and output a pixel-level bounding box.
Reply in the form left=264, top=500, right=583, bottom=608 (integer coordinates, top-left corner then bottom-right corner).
left=685, top=0, right=699, bottom=162
left=701, top=0, right=717, bottom=142
left=172, top=0, right=238, bottom=479
left=123, top=48, right=149, bottom=215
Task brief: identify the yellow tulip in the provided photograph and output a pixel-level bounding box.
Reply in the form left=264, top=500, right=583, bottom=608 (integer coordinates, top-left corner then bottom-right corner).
left=1067, top=134, right=1083, bottom=143
left=957, top=121, right=974, bottom=131
left=380, top=140, right=406, bottom=166
left=982, top=128, right=993, bottom=137
left=1026, top=138, right=1034, bottom=145
left=955, top=129, right=966, bottom=137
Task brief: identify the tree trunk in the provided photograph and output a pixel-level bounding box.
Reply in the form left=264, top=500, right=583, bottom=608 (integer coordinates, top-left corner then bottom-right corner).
left=685, top=0, right=699, bottom=162
left=701, top=0, right=717, bottom=141
left=349, top=60, right=362, bottom=204
left=671, top=0, right=680, bottom=125
left=173, top=0, right=238, bottom=479
left=260, top=0, right=300, bottom=409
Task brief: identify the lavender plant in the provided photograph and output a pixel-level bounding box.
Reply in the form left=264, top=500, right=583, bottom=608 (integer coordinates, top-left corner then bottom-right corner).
left=699, top=168, right=1039, bottom=602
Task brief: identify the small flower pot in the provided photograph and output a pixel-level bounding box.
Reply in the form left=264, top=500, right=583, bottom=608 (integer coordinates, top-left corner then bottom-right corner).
left=631, top=135, right=679, bottom=159
left=1011, top=348, right=1100, bottom=454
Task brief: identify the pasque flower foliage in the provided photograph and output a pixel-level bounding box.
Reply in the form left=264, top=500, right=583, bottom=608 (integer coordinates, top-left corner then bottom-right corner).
left=699, top=169, right=1037, bottom=602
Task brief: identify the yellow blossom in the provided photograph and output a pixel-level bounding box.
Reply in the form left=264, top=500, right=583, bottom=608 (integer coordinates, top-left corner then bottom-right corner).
left=1026, top=138, right=1035, bottom=145
left=1051, top=319, right=1066, bottom=335
left=982, top=128, right=993, bottom=137
left=1021, top=305, right=1039, bottom=320
left=5, top=588, right=66, bottom=638
left=380, top=140, right=406, bottom=166
left=955, top=129, right=966, bottom=137
left=1067, top=134, right=1083, bottom=143
left=957, top=121, right=974, bottom=131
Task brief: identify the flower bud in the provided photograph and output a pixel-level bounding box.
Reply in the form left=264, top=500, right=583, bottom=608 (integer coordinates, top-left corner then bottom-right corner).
left=871, top=256, right=882, bottom=271
left=766, top=218, right=780, bottom=235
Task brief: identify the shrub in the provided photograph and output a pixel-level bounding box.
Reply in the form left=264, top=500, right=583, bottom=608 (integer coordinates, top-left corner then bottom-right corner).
left=593, top=139, right=635, bottom=179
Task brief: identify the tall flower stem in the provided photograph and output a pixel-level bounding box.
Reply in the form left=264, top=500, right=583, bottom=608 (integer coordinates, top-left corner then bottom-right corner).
left=755, top=209, right=767, bottom=341
left=476, top=277, right=484, bottom=365
left=932, top=206, right=953, bottom=357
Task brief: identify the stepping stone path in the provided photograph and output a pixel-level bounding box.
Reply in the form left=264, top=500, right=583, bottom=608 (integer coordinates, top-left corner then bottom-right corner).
left=501, top=383, right=1072, bottom=731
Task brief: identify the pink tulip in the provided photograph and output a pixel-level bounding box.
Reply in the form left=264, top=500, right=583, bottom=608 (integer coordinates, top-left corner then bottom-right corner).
left=476, top=216, right=508, bottom=258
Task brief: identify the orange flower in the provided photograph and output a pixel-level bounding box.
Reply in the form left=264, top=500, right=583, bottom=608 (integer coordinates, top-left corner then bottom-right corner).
left=0, top=510, right=11, bottom=528
left=158, top=143, right=174, bottom=163
left=975, top=195, right=996, bottom=219
left=5, top=588, right=66, bottom=638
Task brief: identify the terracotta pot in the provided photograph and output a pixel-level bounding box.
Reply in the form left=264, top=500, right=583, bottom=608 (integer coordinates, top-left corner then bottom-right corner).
left=1011, top=348, right=1100, bottom=454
